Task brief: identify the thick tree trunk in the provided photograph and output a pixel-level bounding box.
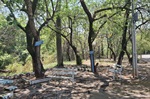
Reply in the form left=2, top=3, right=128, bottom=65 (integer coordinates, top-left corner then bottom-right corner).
left=25, top=29, right=44, bottom=78
left=76, top=54, right=82, bottom=65
left=56, top=22, right=64, bottom=67
left=56, top=16, right=64, bottom=67
left=24, top=0, right=45, bottom=78
left=56, top=0, right=63, bottom=67
left=32, top=56, right=44, bottom=78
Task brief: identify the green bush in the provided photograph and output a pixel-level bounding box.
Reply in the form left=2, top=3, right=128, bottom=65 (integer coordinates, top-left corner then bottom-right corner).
left=0, top=53, right=13, bottom=69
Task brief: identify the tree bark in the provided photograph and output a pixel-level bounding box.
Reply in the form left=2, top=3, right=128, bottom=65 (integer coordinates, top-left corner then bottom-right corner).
left=56, top=16, right=64, bottom=67
left=101, top=40, right=104, bottom=56
left=108, top=46, right=116, bottom=61
left=68, top=16, right=82, bottom=65
left=66, top=42, right=71, bottom=61
left=56, top=0, right=64, bottom=67
left=25, top=26, right=44, bottom=78
left=80, top=0, right=95, bottom=72
left=107, top=37, right=116, bottom=61
left=24, top=0, right=44, bottom=78
left=117, top=0, right=131, bottom=65
left=71, top=46, right=82, bottom=65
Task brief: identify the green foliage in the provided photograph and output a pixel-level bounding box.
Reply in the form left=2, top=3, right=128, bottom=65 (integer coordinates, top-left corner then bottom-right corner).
left=0, top=53, right=13, bottom=69
left=0, top=0, right=149, bottom=74
left=0, top=13, right=28, bottom=69
left=136, top=29, right=150, bottom=54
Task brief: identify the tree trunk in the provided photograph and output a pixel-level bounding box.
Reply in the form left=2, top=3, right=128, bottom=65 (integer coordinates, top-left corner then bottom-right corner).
left=56, top=0, right=63, bottom=67
left=107, top=38, right=116, bottom=61
left=66, top=42, right=71, bottom=61
left=98, top=46, right=100, bottom=60
left=56, top=16, right=64, bottom=67
left=108, top=47, right=116, bottom=62
left=24, top=0, right=45, bottom=78
left=88, top=22, right=96, bottom=73
left=88, top=22, right=94, bottom=51
left=80, top=0, right=95, bottom=72
left=125, top=49, right=132, bottom=65
left=78, top=39, right=85, bottom=59
left=101, top=40, right=104, bottom=56
left=117, top=0, right=131, bottom=65
left=25, top=27, right=44, bottom=78
left=71, top=46, right=82, bottom=65
left=76, top=54, right=82, bottom=65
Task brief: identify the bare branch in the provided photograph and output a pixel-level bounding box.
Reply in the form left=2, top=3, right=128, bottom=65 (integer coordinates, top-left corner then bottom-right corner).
left=47, top=25, right=71, bottom=45
left=94, top=14, right=107, bottom=21
left=38, top=0, right=57, bottom=32
left=93, top=11, right=120, bottom=42
left=2, top=2, right=26, bottom=32
left=136, top=20, right=150, bottom=30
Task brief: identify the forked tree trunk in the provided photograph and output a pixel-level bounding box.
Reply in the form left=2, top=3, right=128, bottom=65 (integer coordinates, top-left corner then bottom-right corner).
left=117, top=0, right=131, bottom=65
left=24, top=0, right=45, bottom=78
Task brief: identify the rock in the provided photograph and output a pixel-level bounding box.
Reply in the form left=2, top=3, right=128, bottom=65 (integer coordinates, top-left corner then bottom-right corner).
left=4, top=86, right=18, bottom=91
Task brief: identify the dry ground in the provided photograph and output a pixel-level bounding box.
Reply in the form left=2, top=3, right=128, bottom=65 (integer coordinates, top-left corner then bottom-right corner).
left=0, top=59, right=150, bottom=99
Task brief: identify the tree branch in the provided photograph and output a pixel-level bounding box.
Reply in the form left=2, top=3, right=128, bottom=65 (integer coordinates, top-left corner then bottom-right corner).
left=80, top=0, right=93, bottom=21
left=1, top=1, right=26, bottom=32
left=136, top=20, right=150, bottom=30
left=94, top=14, right=107, bottom=21
left=32, top=0, right=38, bottom=15
left=93, top=2, right=130, bottom=18
left=47, top=25, right=71, bottom=45
left=93, top=11, right=120, bottom=42
left=38, top=0, right=57, bottom=32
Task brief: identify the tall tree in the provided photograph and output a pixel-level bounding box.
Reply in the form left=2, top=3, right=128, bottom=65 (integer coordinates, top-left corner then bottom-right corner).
left=56, top=0, right=64, bottom=67
left=1, top=0, right=57, bottom=78
left=80, top=0, right=123, bottom=72
left=48, top=0, right=83, bottom=65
